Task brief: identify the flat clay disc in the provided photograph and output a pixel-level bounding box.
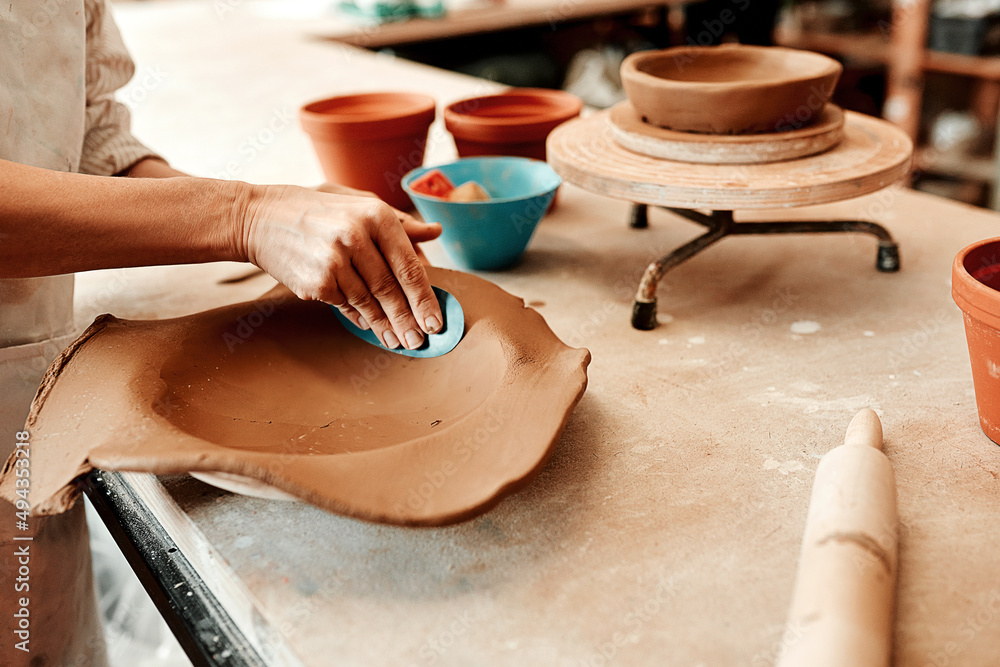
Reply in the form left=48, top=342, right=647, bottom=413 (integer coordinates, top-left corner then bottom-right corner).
left=608, top=102, right=845, bottom=165
left=0, top=267, right=591, bottom=526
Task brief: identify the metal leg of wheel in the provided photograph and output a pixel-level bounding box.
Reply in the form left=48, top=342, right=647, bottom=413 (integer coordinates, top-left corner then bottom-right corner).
left=631, top=300, right=658, bottom=331
left=629, top=204, right=649, bottom=229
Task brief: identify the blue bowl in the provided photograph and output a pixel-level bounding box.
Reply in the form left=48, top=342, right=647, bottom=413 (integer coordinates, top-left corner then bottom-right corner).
left=402, top=156, right=561, bottom=271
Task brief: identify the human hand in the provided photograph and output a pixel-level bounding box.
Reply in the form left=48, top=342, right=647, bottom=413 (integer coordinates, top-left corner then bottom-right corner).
left=313, top=182, right=439, bottom=265
left=239, top=184, right=443, bottom=350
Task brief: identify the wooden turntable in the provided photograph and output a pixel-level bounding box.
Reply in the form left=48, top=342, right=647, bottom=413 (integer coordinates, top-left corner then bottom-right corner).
left=546, top=107, right=913, bottom=329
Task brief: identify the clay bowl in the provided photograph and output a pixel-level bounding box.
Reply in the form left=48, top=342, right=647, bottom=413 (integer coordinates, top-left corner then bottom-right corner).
left=443, top=88, right=583, bottom=160
left=620, top=44, right=843, bottom=134
left=952, top=237, right=1000, bottom=445
left=402, top=157, right=562, bottom=271
left=300, top=92, right=436, bottom=209
left=5, top=268, right=590, bottom=526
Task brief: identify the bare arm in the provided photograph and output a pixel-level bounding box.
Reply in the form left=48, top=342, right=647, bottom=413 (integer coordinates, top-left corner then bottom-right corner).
left=1, top=158, right=238, bottom=275
left=0, top=158, right=443, bottom=350
left=117, top=157, right=188, bottom=179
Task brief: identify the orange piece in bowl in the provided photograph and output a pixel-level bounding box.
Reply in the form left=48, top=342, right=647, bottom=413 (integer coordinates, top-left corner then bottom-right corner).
left=410, top=169, right=454, bottom=198
left=446, top=181, right=491, bottom=202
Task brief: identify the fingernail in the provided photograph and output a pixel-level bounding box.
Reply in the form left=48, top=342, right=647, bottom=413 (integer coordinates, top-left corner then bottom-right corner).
left=357, top=315, right=370, bottom=330
left=425, top=315, right=441, bottom=334
left=382, top=330, right=401, bottom=349
left=404, top=329, right=424, bottom=349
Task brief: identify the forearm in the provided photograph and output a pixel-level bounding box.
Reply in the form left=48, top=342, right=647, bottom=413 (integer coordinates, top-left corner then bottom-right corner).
left=0, top=159, right=247, bottom=278
left=117, top=157, right=189, bottom=179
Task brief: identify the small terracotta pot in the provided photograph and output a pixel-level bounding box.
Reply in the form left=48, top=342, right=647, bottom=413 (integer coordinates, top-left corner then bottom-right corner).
left=443, top=88, right=583, bottom=160
left=952, top=236, right=1000, bottom=444
left=300, top=92, right=436, bottom=209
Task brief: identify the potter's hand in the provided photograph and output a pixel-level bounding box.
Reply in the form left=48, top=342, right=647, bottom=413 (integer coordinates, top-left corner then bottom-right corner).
left=314, top=182, right=439, bottom=265
left=240, top=184, right=443, bottom=350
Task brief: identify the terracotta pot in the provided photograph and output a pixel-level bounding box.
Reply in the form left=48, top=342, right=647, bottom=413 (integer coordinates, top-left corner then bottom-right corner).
left=620, top=44, right=842, bottom=134
left=300, top=92, right=436, bottom=209
left=952, top=236, right=1000, bottom=444
left=443, top=88, right=583, bottom=160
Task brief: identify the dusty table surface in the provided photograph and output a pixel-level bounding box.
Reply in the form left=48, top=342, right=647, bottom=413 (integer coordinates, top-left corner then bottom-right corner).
left=74, top=2, right=1000, bottom=665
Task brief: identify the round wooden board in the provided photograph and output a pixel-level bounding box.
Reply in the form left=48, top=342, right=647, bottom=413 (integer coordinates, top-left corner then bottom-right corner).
left=547, top=110, right=913, bottom=210
left=608, top=102, right=845, bottom=164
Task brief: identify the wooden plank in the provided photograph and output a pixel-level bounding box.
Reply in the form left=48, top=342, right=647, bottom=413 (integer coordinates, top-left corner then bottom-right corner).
left=774, top=26, right=890, bottom=65
left=923, top=50, right=1000, bottom=80
left=883, top=0, right=931, bottom=140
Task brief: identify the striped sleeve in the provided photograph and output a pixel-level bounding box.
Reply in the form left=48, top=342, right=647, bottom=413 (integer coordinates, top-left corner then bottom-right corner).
left=78, top=0, right=161, bottom=176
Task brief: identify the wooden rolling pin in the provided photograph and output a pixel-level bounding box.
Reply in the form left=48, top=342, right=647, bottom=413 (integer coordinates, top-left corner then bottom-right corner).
left=776, top=409, right=898, bottom=667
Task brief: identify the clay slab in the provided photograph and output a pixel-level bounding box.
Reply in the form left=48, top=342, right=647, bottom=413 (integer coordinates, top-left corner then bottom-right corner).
left=0, top=268, right=590, bottom=526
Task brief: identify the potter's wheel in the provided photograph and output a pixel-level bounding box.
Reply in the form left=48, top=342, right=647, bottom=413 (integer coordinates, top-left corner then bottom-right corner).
left=547, top=109, right=913, bottom=330
left=548, top=109, right=912, bottom=210
left=608, top=102, right=845, bottom=165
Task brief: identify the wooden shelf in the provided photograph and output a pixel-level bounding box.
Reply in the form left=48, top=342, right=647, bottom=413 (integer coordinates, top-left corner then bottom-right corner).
left=779, top=4, right=1000, bottom=209
left=923, top=50, right=1000, bottom=80
left=915, top=147, right=996, bottom=182
left=774, top=26, right=889, bottom=64
left=777, top=25, right=1000, bottom=80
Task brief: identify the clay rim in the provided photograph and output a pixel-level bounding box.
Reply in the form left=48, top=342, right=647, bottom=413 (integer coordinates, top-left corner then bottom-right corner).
left=607, top=101, right=845, bottom=145
left=444, top=89, right=583, bottom=144
left=299, top=91, right=436, bottom=141
left=620, top=45, right=843, bottom=91
left=952, top=236, right=1000, bottom=330
left=402, top=157, right=562, bottom=206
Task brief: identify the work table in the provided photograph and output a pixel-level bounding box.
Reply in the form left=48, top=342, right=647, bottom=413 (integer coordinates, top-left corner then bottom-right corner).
left=75, top=1, right=1000, bottom=664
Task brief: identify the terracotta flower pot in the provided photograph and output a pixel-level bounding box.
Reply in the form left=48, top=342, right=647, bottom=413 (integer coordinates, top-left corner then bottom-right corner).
left=952, top=236, right=1000, bottom=444
left=443, top=88, right=583, bottom=160
left=620, top=44, right=842, bottom=134
left=300, top=92, right=436, bottom=209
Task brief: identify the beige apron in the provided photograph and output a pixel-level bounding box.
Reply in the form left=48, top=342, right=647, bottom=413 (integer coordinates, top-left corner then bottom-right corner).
left=1, top=2, right=108, bottom=665
left=0, top=0, right=86, bottom=435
